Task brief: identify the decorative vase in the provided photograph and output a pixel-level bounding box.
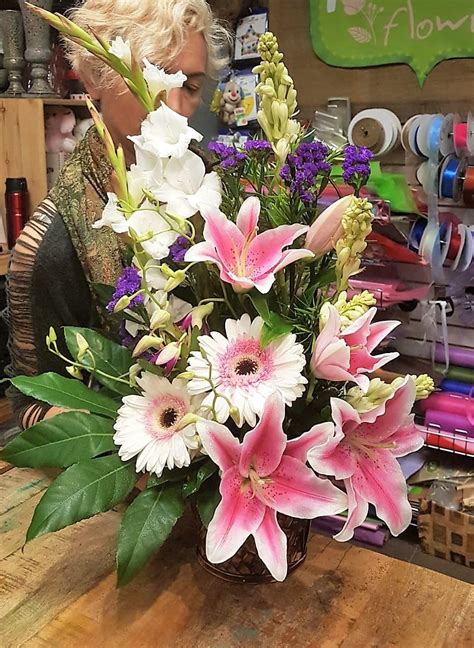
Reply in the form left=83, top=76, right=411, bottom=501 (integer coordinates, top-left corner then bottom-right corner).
left=19, top=0, right=56, bottom=96
left=197, top=514, right=311, bottom=583
left=0, top=10, right=26, bottom=96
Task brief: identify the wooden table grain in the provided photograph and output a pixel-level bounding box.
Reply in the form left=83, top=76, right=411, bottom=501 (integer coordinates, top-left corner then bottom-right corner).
left=0, top=460, right=473, bottom=648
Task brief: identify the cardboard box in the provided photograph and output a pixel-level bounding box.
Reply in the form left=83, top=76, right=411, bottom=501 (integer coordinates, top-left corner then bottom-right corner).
left=418, top=499, right=474, bottom=568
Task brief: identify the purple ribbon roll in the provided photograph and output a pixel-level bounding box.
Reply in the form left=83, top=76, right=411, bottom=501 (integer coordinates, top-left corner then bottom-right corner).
left=435, top=342, right=474, bottom=369
left=424, top=409, right=474, bottom=436
left=419, top=392, right=474, bottom=422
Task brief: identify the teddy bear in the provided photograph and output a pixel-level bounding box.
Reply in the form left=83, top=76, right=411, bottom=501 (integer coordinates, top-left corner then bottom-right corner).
left=44, top=105, right=77, bottom=154
left=219, top=79, right=243, bottom=126
left=73, top=117, right=94, bottom=142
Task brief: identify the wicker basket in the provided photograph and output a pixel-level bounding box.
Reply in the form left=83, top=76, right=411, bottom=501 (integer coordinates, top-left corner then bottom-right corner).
left=197, top=514, right=311, bottom=583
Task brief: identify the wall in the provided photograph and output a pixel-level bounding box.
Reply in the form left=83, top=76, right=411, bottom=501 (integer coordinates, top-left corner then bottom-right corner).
left=268, top=0, right=474, bottom=121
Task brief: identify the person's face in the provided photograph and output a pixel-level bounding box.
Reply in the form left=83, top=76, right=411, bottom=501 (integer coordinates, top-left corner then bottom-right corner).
left=87, top=31, right=207, bottom=164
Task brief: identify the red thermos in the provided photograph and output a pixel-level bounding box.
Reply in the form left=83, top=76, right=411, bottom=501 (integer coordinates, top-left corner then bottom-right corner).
left=5, top=178, right=29, bottom=249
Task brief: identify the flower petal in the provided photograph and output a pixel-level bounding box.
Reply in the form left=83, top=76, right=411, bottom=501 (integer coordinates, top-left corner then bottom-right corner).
left=239, top=393, right=286, bottom=478
left=253, top=508, right=288, bottom=582
left=200, top=207, right=245, bottom=273
left=285, top=422, right=335, bottom=463
left=196, top=419, right=241, bottom=471
left=206, top=466, right=266, bottom=564
left=259, top=455, right=347, bottom=518
left=352, top=448, right=413, bottom=536
left=273, top=248, right=314, bottom=273
left=333, top=479, right=369, bottom=542
left=245, top=224, right=308, bottom=276
left=236, top=196, right=260, bottom=238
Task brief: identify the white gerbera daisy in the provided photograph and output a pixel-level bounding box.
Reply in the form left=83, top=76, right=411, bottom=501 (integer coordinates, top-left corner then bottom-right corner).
left=187, top=314, right=307, bottom=427
left=113, top=374, right=202, bottom=477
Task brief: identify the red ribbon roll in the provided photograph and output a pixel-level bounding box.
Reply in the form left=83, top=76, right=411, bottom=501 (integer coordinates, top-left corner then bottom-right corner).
left=463, top=166, right=474, bottom=207
left=447, top=227, right=462, bottom=260
left=454, top=122, right=468, bottom=155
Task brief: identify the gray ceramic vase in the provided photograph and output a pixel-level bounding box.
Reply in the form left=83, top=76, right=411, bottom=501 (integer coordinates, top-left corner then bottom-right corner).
left=0, top=10, right=26, bottom=95
left=19, top=0, right=56, bottom=96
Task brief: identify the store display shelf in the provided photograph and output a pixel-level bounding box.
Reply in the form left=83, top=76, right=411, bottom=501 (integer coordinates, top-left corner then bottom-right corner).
left=417, top=423, right=474, bottom=458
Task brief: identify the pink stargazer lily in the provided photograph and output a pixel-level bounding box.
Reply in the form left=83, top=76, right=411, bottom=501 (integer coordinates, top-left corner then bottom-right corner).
left=184, top=196, right=313, bottom=294
left=197, top=393, right=347, bottom=581
left=308, top=377, right=424, bottom=541
left=311, top=304, right=400, bottom=391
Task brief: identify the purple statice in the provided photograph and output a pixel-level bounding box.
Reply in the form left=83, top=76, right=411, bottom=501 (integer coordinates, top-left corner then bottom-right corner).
left=208, top=140, right=247, bottom=171
left=168, top=236, right=190, bottom=263
left=342, top=145, right=373, bottom=188
left=243, top=139, right=272, bottom=156
left=107, top=266, right=144, bottom=313
left=280, top=141, right=331, bottom=207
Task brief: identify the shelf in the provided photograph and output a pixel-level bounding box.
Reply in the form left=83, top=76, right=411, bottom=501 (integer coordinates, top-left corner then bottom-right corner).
left=0, top=96, right=88, bottom=106
left=42, top=98, right=88, bottom=106
left=417, top=423, right=474, bottom=458
left=0, top=253, right=10, bottom=276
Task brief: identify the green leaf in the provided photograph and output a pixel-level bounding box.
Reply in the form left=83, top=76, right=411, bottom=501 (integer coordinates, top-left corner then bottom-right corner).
left=146, top=467, right=187, bottom=488
left=11, top=373, right=119, bottom=419
left=64, top=327, right=134, bottom=396
left=312, top=264, right=336, bottom=290
left=250, top=293, right=272, bottom=323
left=0, top=412, right=116, bottom=468
left=261, top=312, right=293, bottom=347
left=91, top=282, right=115, bottom=308
left=137, top=359, right=164, bottom=377
left=117, top=482, right=184, bottom=586
left=183, top=460, right=218, bottom=498
left=196, top=479, right=221, bottom=528
left=26, top=454, right=137, bottom=542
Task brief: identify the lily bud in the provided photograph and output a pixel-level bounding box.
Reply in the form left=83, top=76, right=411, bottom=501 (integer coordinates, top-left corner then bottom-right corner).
left=113, top=295, right=132, bottom=313
left=132, top=335, right=163, bottom=358
left=150, top=307, right=171, bottom=330
left=75, top=332, right=90, bottom=360
left=305, top=195, right=352, bottom=257
left=66, top=365, right=83, bottom=380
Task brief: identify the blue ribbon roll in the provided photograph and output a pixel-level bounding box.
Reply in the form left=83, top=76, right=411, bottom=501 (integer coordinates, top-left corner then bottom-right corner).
left=440, top=158, right=461, bottom=199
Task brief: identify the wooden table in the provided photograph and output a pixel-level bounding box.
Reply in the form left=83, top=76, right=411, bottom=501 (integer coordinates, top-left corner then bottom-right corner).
left=1, top=460, right=473, bottom=648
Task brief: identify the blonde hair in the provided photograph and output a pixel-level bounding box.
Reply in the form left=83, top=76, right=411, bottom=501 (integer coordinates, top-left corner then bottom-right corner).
left=65, top=0, right=232, bottom=87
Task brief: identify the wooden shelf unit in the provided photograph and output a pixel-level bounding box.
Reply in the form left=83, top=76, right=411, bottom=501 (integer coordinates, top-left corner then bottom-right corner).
left=0, top=97, right=88, bottom=217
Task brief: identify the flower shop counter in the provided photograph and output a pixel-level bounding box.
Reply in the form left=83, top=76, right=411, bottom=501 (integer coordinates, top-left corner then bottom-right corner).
left=0, top=460, right=472, bottom=648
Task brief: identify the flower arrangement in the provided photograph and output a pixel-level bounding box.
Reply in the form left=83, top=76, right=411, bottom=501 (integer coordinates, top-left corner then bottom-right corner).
left=2, top=6, right=434, bottom=585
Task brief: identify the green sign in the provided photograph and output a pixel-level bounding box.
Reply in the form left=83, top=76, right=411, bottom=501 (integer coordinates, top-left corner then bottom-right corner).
left=310, top=0, right=474, bottom=85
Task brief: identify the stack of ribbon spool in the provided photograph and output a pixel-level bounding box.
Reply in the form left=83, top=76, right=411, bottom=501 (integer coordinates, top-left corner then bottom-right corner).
left=348, top=108, right=402, bottom=157
left=401, top=112, right=474, bottom=207
left=407, top=215, right=473, bottom=272
left=420, top=342, right=474, bottom=456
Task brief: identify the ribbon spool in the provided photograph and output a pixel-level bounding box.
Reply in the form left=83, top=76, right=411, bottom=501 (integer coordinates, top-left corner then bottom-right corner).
left=453, top=114, right=469, bottom=157
left=450, top=224, right=467, bottom=271
left=402, top=114, right=421, bottom=153
left=438, top=155, right=463, bottom=201
left=440, top=113, right=455, bottom=157
left=456, top=224, right=473, bottom=272
left=408, top=217, right=427, bottom=252
left=417, top=114, right=443, bottom=159
left=408, top=116, right=424, bottom=157
left=462, top=165, right=474, bottom=207
left=468, top=112, right=474, bottom=155
left=349, top=117, right=385, bottom=154
left=348, top=109, right=401, bottom=157
left=446, top=224, right=462, bottom=260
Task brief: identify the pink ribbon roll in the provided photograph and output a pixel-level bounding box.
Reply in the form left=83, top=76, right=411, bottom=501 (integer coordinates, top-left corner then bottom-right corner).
left=435, top=342, right=474, bottom=369
left=420, top=392, right=474, bottom=423
left=424, top=409, right=474, bottom=436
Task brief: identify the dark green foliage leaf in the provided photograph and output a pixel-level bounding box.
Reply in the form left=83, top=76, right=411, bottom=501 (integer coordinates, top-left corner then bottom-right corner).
left=196, top=478, right=221, bottom=528
left=250, top=293, right=272, bottom=322
left=11, top=373, right=119, bottom=419
left=64, top=327, right=134, bottom=396
left=182, top=460, right=218, bottom=498
left=116, top=482, right=184, bottom=586
left=146, top=468, right=188, bottom=488
left=0, top=412, right=116, bottom=468
left=137, top=359, right=164, bottom=377
left=26, top=454, right=137, bottom=542
left=91, top=282, right=115, bottom=308
left=261, top=312, right=293, bottom=347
